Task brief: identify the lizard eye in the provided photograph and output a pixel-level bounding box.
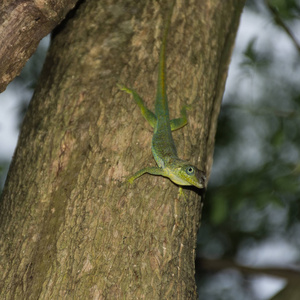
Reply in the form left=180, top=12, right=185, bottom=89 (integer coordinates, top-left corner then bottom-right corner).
left=186, top=166, right=194, bottom=175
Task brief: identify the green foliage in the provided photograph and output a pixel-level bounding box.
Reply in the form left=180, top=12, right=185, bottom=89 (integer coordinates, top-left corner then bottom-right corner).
left=267, top=0, right=300, bottom=19
left=197, top=1, right=300, bottom=299
left=242, top=38, right=271, bottom=68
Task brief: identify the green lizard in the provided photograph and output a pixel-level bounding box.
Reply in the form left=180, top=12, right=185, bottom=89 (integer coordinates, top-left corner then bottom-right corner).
left=118, top=5, right=206, bottom=190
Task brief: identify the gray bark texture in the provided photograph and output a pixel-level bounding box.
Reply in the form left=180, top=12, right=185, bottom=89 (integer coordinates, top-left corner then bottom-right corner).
left=0, top=0, right=245, bottom=298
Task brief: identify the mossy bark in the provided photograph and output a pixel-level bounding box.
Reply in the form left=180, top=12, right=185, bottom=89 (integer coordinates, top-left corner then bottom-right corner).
left=0, top=0, right=245, bottom=298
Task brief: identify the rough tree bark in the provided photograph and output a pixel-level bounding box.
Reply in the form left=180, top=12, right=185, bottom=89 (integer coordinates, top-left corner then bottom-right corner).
left=0, top=0, right=78, bottom=92
left=0, top=0, right=245, bottom=298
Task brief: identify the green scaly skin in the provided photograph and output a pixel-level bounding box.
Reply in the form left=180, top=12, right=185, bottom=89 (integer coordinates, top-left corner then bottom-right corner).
left=118, top=5, right=206, bottom=190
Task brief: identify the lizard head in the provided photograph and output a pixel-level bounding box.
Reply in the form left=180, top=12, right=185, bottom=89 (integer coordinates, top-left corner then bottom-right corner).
left=168, top=163, right=206, bottom=189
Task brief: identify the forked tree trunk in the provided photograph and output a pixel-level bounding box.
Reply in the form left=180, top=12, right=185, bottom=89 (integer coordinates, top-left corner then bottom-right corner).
left=0, top=0, right=244, bottom=298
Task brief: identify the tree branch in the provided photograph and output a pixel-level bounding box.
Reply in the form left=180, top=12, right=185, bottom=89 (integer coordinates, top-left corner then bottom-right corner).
left=265, top=0, right=300, bottom=54
left=0, top=0, right=78, bottom=92
left=198, top=258, right=300, bottom=283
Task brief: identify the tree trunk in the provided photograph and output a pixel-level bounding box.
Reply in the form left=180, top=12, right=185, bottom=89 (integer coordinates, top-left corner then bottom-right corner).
left=0, top=0, right=244, bottom=298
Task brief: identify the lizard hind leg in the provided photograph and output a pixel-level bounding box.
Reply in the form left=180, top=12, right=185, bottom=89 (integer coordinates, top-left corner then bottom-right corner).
left=117, top=84, right=157, bottom=128
left=170, top=104, right=192, bottom=131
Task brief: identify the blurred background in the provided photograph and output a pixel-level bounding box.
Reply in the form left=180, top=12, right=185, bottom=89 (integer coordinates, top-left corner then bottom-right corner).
left=0, top=0, right=299, bottom=299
